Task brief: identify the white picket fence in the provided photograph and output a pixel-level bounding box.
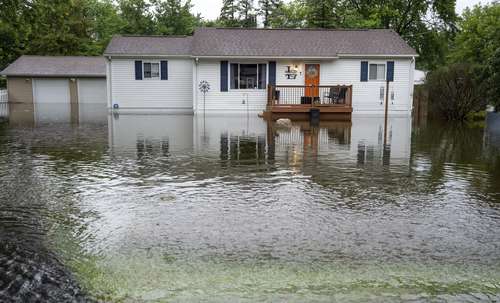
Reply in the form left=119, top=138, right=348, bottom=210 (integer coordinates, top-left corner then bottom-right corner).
left=0, top=89, right=9, bottom=119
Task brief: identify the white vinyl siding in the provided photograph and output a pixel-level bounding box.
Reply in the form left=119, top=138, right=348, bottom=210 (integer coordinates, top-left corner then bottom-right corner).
left=207, top=58, right=412, bottom=114
left=320, top=58, right=412, bottom=114
left=110, top=58, right=192, bottom=110
left=195, top=59, right=267, bottom=113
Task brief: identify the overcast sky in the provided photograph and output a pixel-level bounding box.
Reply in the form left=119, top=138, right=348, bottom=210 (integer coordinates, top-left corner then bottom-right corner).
left=191, top=0, right=490, bottom=21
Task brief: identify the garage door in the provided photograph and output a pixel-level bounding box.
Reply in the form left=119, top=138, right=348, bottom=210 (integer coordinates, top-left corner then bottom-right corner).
left=78, top=79, right=107, bottom=104
left=33, top=79, right=71, bottom=123
left=33, top=79, right=70, bottom=104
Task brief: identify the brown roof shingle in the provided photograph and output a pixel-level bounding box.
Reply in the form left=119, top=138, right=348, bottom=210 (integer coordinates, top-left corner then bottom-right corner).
left=0, top=56, right=106, bottom=77
left=104, top=28, right=416, bottom=58
left=191, top=28, right=417, bottom=57
left=104, top=35, right=193, bottom=56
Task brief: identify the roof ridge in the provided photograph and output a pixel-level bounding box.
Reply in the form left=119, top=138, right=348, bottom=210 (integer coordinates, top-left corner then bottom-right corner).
left=199, top=27, right=393, bottom=32
left=119, top=34, right=192, bottom=38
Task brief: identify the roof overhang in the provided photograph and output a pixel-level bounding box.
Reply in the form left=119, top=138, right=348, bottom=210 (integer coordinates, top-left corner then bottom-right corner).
left=104, top=53, right=192, bottom=59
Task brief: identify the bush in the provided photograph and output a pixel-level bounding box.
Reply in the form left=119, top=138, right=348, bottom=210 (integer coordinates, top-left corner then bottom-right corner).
left=426, top=64, right=487, bottom=120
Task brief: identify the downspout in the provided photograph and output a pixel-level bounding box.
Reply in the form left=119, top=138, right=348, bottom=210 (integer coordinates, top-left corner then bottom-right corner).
left=106, top=56, right=112, bottom=110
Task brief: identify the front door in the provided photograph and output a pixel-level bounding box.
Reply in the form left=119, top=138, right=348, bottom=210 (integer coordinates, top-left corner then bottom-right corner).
left=305, top=64, right=320, bottom=98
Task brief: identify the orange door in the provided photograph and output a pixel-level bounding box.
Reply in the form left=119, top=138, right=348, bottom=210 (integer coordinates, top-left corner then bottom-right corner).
left=305, top=64, right=320, bottom=98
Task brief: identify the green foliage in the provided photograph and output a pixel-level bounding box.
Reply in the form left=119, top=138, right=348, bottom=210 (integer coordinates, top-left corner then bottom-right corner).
left=238, top=0, right=257, bottom=27
left=258, top=0, right=282, bottom=28
left=305, top=0, right=339, bottom=28
left=448, top=3, right=500, bottom=107
left=220, top=0, right=240, bottom=27
left=269, top=1, right=307, bottom=28
left=426, top=64, right=487, bottom=120
left=154, top=0, right=200, bottom=35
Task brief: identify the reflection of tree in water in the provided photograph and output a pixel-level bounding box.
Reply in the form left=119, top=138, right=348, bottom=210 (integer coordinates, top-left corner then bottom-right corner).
left=412, top=120, right=500, bottom=197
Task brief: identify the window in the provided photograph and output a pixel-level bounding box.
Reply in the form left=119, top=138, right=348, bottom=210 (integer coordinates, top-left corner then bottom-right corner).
left=144, top=62, right=160, bottom=79
left=230, top=63, right=267, bottom=89
left=369, top=64, right=385, bottom=81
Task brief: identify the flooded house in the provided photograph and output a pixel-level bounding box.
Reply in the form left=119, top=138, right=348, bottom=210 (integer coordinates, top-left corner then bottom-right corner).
left=104, top=28, right=417, bottom=118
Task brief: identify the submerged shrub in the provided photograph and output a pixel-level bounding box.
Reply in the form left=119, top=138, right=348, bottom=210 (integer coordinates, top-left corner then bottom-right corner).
left=426, top=64, right=487, bottom=120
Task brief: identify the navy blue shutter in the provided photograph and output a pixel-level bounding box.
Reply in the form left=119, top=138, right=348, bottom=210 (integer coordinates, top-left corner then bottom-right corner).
left=135, top=60, right=143, bottom=80
left=160, top=60, right=168, bottom=80
left=360, top=61, right=368, bottom=82
left=220, top=61, right=228, bottom=92
left=268, top=61, right=276, bottom=86
left=386, top=61, right=394, bottom=82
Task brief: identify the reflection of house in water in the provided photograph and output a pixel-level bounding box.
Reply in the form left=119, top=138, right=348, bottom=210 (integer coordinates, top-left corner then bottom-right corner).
left=109, top=114, right=193, bottom=156
left=351, top=116, right=411, bottom=167
left=8, top=103, right=108, bottom=127
left=108, top=113, right=411, bottom=168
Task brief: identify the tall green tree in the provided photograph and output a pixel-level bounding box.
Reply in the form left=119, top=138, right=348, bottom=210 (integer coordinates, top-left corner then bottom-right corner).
left=154, top=0, right=200, bottom=35
left=305, top=0, right=338, bottom=28
left=118, top=0, right=156, bottom=34
left=258, top=0, right=282, bottom=28
left=220, top=0, right=240, bottom=27
left=27, top=0, right=95, bottom=55
left=239, top=0, right=257, bottom=27
left=269, top=0, right=307, bottom=28
left=449, top=3, right=500, bottom=106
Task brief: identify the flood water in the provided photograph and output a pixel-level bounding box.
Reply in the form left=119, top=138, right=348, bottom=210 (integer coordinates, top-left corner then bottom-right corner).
left=1, top=104, right=500, bottom=302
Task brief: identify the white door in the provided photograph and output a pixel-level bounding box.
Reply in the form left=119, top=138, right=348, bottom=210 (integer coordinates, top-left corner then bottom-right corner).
left=33, top=79, right=70, bottom=104
left=78, top=79, right=107, bottom=104
left=33, top=79, right=71, bottom=123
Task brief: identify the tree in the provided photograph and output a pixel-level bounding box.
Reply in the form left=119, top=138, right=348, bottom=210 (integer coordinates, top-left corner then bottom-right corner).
left=220, top=0, right=239, bottom=27
left=154, top=0, right=200, bottom=35
left=27, top=0, right=95, bottom=55
left=427, top=64, right=486, bottom=120
left=118, top=0, right=156, bottom=35
left=239, top=0, right=257, bottom=27
left=449, top=3, right=500, bottom=107
left=269, top=0, right=307, bottom=28
left=258, top=0, right=282, bottom=28
left=305, top=0, right=338, bottom=28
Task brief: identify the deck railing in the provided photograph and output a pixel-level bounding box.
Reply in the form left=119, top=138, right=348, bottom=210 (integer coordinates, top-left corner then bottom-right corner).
left=267, top=85, right=352, bottom=108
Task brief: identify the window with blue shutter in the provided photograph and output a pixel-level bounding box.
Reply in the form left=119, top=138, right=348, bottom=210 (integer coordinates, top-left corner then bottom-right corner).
left=220, top=61, right=228, bottom=92
left=268, top=61, right=276, bottom=86
left=360, top=61, right=368, bottom=82
left=387, top=61, right=394, bottom=82
left=160, top=60, right=168, bottom=80
left=135, top=60, right=143, bottom=80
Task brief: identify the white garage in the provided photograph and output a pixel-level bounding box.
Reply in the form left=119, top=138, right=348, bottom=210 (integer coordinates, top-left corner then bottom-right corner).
left=78, top=79, right=107, bottom=104
left=33, top=79, right=71, bottom=104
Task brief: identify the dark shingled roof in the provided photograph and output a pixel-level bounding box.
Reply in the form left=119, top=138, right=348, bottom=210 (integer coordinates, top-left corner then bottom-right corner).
left=0, top=56, right=106, bottom=77
left=191, top=28, right=417, bottom=57
left=104, top=28, right=416, bottom=57
left=104, top=35, right=193, bottom=56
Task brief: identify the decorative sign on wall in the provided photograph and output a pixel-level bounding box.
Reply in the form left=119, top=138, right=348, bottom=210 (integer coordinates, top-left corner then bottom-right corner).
left=284, top=66, right=298, bottom=80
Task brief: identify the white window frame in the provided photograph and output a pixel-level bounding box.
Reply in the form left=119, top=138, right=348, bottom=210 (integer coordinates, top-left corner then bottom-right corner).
left=143, top=61, right=160, bottom=80
left=229, top=62, right=267, bottom=90
left=369, top=63, right=386, bottom=81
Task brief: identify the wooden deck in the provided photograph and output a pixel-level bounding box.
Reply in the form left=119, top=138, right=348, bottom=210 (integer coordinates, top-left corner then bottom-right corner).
left=263, top=85, right=353, bottom=120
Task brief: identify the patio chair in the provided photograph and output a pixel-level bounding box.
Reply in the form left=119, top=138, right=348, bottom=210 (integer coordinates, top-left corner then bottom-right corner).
left=323, top=87, right=340, bottom=104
